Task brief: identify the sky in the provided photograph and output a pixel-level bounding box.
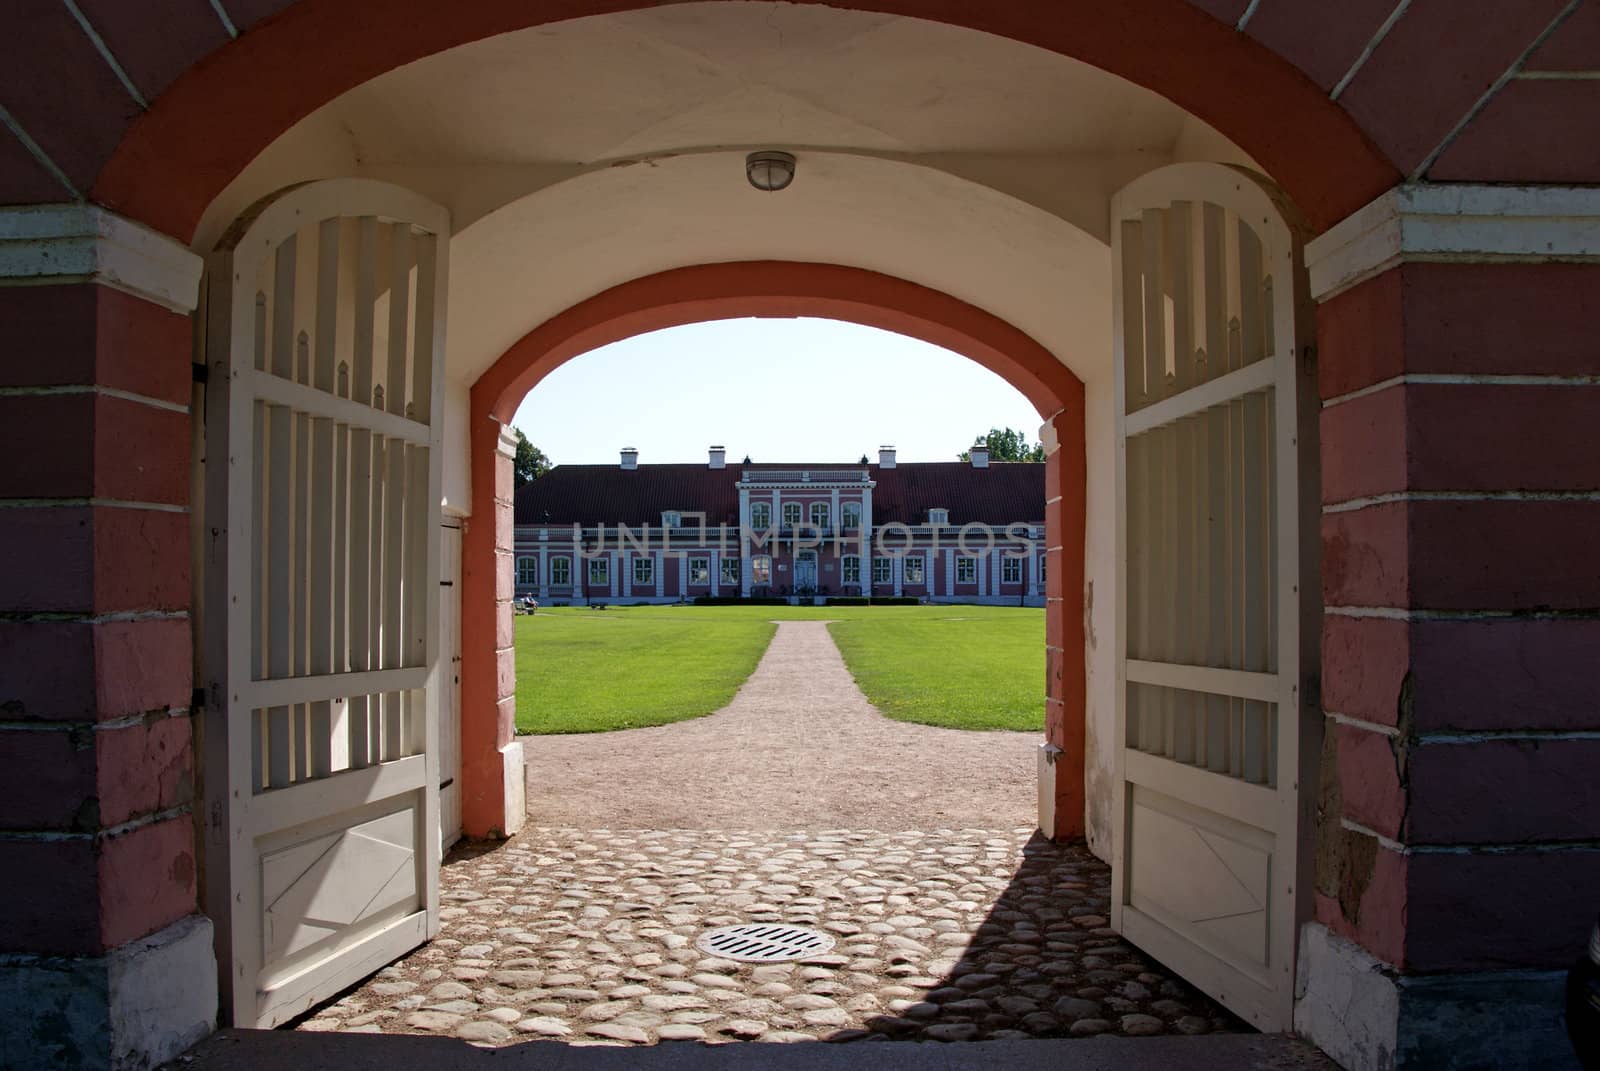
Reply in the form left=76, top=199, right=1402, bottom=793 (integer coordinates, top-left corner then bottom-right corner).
left=510, top=318, right=1043, bottom=467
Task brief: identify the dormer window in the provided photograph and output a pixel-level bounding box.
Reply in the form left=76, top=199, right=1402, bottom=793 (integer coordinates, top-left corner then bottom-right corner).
left=928, top=508, right=949, bottom=526
left=662, top=510, right=681, bottom=528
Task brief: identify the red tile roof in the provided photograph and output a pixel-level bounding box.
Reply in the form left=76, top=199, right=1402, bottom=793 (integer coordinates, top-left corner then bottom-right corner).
left=514, top=462, right=1045, bottom=527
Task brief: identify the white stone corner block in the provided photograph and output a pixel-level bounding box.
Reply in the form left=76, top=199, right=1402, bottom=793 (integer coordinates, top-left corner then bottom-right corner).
left=108, top=913, right=217, bottom=1069
left=1304, top=184, right=1600, bottom=301
left=0, top=203, right=203, bottom=314
left=501, top=738, right=526, bottom=837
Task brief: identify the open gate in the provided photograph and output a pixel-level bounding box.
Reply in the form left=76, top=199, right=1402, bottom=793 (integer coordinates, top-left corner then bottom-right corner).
left=1110, top=163, right=1319, bottom=1031
left=201, top=179, right=450, bottom=1027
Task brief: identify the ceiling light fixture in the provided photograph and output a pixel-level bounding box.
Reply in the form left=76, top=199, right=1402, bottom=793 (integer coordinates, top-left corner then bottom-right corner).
left=746, top=150, right=796, bottom=192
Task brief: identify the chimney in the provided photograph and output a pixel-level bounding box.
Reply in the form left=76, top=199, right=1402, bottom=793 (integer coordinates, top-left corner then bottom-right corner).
left=970, top=439, right=989, bottom=468
left=708, top=445, right=726, bottom=470
left=878, top=445, right=897, bottom=469
left=620, top=447, right=638, bottom=471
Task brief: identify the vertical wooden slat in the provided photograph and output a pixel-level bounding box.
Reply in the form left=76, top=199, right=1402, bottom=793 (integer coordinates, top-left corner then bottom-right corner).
left=1227, top=397, right=1245, bottom=778
left=1120, top=220, right=1145, bottom=413
left=1140, top=208, right=1167, bottom=407
left=331, top=359, right=350, bottom=772
left=293, top=330, right=312, bottom=781
left=1241, top=389, right=1269, bottom=784
left=1205, top=400, right=1230, bottom=772
left=1224, top=210, right=1243, bottom=372
left=266, top=236, right=296, bottom=790
left=1238, top=221, right=1265, bottom=369
left=1167, top=203, right=1195, bottom=396
left=411, top=234, right=437, bottom=428
left=1201, top=203, right=1227, bottom=387
left=308, top=219, right=339, bottom=778
left=379, top=226, right=411, bottom=760
left=348, top=218, right=377, bottom=769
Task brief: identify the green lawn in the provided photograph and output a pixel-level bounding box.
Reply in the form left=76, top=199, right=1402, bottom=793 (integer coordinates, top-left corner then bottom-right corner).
left=514, top=604, right=1043, bottom=734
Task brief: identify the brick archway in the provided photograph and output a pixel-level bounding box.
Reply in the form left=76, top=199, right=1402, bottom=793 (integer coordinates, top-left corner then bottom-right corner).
left=87, top=0, right=1397, bottom=241
left=461, top=261, right=1086, bottom=839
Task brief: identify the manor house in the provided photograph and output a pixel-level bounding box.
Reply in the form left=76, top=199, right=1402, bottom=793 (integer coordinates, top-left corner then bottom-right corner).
left=513, top=444, right=1045, bottom=604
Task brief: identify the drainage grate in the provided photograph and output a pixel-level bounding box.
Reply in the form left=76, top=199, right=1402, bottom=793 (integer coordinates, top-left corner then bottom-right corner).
left=696, top=924, right=837, bottom=962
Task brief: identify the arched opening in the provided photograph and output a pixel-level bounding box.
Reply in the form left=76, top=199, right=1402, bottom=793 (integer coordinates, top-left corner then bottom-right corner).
left=459, top=262, right=1087, bottom=845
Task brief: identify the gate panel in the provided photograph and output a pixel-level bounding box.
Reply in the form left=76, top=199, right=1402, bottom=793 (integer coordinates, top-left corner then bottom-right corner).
left=1110, top=164, right=1318, bottom=1032
left=202, top=180, right=450, bottom=1028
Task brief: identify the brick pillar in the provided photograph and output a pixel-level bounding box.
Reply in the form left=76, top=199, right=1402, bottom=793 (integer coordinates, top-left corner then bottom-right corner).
left=460, top=413, right=525, bottom=839
left=0, top=207, right=215, bottom=1068
left=1040, top=403, right=1086, bottom=840
left=1296, top=187, right=1600, bottom=1071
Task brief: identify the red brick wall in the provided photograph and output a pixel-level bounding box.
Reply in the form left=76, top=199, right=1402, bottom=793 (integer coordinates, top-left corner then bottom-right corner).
left=0, top=284, right=197, bottom=957
left=1314, top=262, right=1600, bottom=973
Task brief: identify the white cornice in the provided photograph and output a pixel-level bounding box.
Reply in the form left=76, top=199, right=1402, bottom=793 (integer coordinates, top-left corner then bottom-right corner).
left=0, top=204, right=202, bottom=313
left=1305, top=184, right=1600, bottom=301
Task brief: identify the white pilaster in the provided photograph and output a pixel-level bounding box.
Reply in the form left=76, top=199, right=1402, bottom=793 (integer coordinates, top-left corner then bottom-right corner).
left=1303, top=183, right=1600, bottom=302
left=0, top=203, right=203, bottom=313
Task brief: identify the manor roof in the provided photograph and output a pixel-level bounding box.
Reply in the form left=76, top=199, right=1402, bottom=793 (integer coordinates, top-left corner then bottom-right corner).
left=513, top=462, right=1045, bottom=528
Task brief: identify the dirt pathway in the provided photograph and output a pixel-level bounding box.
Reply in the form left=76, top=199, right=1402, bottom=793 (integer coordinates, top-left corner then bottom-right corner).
left=521, top=620, right=1037, bottom=830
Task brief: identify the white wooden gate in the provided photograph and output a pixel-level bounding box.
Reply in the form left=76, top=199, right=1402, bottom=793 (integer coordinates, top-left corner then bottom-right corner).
left=1110, top=164, right=1318, bottom=1032
left=201, top=179, right=450, bottom=1028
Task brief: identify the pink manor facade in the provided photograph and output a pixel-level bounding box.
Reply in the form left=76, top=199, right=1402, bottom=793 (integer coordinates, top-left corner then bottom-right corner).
left=514, top=445, right=1046, bottom=606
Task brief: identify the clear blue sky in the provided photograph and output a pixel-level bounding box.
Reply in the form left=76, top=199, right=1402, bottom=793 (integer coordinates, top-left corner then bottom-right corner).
left=510, top=318, right=1043, bottom=467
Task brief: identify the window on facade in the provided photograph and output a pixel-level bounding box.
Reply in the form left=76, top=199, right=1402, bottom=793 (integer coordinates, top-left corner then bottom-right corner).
left=689, top=557, right=709, bottom=584
left=842, top=556, right=860, bottom=584
left=662, top=510, right=681, bottom=528
left=516, top=556, right=537, bottom=586
left=810, top=502, right=829, bottom=528
left=720, top=557, right=740, bottom=585
left=752, top=556, right=772, bottom=586
left=928, top=508, right=949, bottom=525
left=842, top=502, right=862, bottom=528
left=783, top=502, right=802, bottom=527
left=872, top=557, right=891, bottom=584
left=1003, top=556, right=1022, bottom=584
left=588, top=557, right=608, bottom=585
left=551, top=557, right=571, bottom=586
left=957, top=556, right=976, bottom=584
left=1040, top=556, right=1047, bottom=585
left=750, top=502, right=771, bottom=530
left=904, top=556, right=924, bottom=584
left=633, top=557, right=654, bottom=585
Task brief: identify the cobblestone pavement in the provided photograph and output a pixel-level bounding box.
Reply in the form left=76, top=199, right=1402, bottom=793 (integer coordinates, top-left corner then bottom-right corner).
left=297, top=827, right=1239, bottom=1046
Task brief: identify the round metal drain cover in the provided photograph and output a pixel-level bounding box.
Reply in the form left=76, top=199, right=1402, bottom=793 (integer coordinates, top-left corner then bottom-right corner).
left=696, top=924, right=836, bottom=962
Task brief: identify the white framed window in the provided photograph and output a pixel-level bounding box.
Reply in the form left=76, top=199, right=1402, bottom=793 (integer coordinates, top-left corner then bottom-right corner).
left=662, top=510, right=682, bottom=528
left=588, top=557, right=608, bottom=585
left=720, top=557, right=741, bottom=585
left=957, top=556, right=976, bottom=584
left=752, top=556, right=772, bottom=586
left=842, top=502, right=862, bottom=529
left=872, top=557, right=891, bottom=584
left=633, top=557, right=654, bottom=585
left=928, top=508, right=949, bottom=525
left=810, top=502, right=829, bottom=528
left=689, top=557, right=709, bottom=584
left=783, top=502, right=802, bottom=527
left=551, top=557, right=571, bottom=586
left=842, top=556, right=861, bottom=584
left=1002, top=556, right=1022, bottom=584
left=904, top=556, right=924, bottom=584
left=750, top=502, right=771, bottom=530
left=516, top=556, right=537, bottom=586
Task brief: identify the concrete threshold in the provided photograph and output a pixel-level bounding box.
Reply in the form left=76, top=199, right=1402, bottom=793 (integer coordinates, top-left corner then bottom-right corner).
left=173, top=1029, right=1339, bottom=1070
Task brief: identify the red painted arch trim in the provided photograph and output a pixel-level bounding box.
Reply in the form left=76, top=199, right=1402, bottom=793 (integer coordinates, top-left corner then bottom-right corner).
left=94, top=0, right=1397, bottom=241
left=474, top=261, right=1084, bottom=425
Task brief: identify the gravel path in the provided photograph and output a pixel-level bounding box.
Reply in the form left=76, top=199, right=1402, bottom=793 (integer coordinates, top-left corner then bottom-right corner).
left=521, top=620, right=1037, bottom=830
left=302, top=827, right=1238, bottom=1046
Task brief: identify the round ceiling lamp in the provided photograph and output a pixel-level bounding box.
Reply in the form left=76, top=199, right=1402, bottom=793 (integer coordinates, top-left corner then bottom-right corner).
left=746, top=150, right=797, bottom=192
